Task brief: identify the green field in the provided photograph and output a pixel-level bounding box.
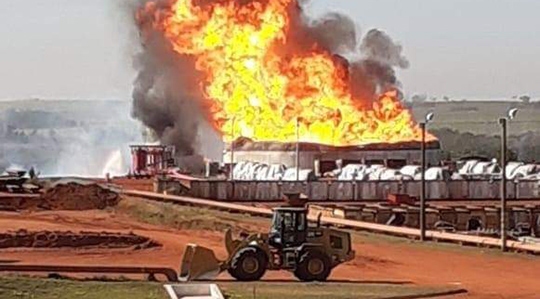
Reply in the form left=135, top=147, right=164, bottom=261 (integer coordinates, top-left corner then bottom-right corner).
left=0, top=276, right=465, bottom=299
left=409, top=101, right=540, bottom=160
left=411, top=101, right=540, bottom=136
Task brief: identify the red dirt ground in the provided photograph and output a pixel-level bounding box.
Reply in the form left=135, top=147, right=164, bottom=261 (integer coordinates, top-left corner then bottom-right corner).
left=0, top=207, right=539, bottom=298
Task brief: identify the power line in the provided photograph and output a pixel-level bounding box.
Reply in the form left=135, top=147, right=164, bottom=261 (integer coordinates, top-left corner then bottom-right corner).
left=428, top=120, right=540, bottom=125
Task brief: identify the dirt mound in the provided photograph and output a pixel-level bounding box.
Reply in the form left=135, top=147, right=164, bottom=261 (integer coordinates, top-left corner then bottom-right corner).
left=0, top=229, right=160, bottom=250
left=0, top=181, right=120, bottom=211
left=0, top=194, right=40, bottom=211
left=40, top=181, right=120, bottom=210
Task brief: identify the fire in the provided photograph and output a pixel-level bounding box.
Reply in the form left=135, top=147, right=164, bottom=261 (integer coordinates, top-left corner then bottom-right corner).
left=137, top=0, right=435, bottom=146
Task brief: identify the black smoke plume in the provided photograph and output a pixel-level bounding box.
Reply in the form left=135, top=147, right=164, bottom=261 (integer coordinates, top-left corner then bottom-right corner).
left=132, top=1, right=206, bottom=156
left=131, top=0, right=409, bottom=160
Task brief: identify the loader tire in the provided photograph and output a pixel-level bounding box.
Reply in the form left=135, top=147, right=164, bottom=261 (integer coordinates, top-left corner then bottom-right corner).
left=228, top=247, right=268, bottom=281
left=294, top=250, right=331, bottom=282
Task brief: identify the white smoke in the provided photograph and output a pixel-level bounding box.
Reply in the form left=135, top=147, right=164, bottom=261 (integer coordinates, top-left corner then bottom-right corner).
left=101, top=149, right=125, bottom=177
left=0, top=100, right=143, bottom=178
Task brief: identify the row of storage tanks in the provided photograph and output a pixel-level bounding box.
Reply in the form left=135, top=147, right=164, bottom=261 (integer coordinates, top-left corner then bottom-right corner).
left=230, top=160, right=540, bottom=181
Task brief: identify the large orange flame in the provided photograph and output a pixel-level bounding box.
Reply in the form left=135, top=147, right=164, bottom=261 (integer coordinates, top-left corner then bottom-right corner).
left=137, top=0, right=436, bottom=146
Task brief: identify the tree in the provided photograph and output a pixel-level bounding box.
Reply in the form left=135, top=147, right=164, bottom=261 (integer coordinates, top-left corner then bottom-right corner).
left=519, top=95, right=531, bottom=104
left=410, top=93, right=427, bottom=103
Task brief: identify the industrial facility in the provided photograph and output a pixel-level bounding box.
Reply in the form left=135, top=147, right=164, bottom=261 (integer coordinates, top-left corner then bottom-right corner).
left=223, top=138, right=442, bottom=175
left=3, top=0, right=540, bottom=297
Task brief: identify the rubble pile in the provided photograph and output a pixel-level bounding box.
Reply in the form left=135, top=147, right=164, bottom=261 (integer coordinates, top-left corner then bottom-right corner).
left=0, top=229, right=161, bottom=250
left=0, top=169, right=41, bottom=194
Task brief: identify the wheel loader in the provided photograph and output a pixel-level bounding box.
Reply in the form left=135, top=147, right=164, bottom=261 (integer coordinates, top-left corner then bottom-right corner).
left=179, top=205, right=355, bottom=282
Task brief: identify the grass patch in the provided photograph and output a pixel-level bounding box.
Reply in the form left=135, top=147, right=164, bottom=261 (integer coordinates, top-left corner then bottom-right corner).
left=0, top=276, right=167, bottom=299
left=117, top=196, right=268, bottom=232
left=220, top=282, right=463, bottom=299
left=0, top=276, right=464, bottom=299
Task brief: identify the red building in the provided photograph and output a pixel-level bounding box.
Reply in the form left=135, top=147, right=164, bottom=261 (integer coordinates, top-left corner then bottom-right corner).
left=129, top=145, right=175, bottom=177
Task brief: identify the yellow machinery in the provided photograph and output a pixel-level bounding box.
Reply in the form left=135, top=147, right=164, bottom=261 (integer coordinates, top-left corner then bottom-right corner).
left=179, top=206, right=355, bottom=282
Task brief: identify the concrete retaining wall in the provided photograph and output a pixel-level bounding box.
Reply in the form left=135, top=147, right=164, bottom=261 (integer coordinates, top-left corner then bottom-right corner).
left=188, top=180, right=540, bottom=201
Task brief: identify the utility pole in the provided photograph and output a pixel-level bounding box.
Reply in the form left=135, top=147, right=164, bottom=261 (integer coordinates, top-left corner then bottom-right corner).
left=230, top=117, right=235, bottom=181
left=420, top=122, right=426, bottom=242
left=498, top=108, right=518, bottom=251
left=419, top=112, right=434, bottom=242
left=499, top=117, right=507, bottom=252
left=295, top=117, right=300, bottom=181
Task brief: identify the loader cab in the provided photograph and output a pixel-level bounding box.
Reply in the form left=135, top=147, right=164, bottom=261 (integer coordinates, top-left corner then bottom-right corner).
left=270, top=207, right=307, bottom=247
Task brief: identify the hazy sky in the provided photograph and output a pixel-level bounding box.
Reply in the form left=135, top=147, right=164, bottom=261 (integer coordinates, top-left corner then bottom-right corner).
left=1, top=0, right=540, bottom=100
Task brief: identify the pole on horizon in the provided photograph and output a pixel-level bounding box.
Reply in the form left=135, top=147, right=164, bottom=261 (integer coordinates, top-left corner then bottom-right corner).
left=499, top=108, right=518, bottom=252
left=420, top=112, right=434, bottom=242
left=230, top=117, right=236, bottom=182
left=295, top=117, right=300, bottom=182
left=420, top=122, right=426, bottom=241
left=499, top=117, right=507, bottom=252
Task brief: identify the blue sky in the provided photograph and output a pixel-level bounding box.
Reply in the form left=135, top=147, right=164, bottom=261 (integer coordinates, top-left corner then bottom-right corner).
left=1, top=0, right=539, bottom=100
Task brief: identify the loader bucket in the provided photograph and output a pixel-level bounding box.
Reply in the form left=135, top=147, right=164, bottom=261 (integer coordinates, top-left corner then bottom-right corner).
left=179, top=244, right=223, bottom=281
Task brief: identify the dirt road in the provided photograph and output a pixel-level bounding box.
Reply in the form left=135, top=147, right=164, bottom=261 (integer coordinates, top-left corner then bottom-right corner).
left=0, top=205, right=539, bottom=298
